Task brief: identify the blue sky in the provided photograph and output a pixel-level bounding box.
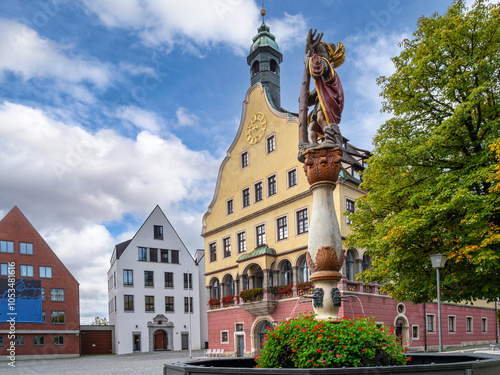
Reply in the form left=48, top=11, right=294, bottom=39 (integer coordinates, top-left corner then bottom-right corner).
left=0, top=0, right=466, bottom=323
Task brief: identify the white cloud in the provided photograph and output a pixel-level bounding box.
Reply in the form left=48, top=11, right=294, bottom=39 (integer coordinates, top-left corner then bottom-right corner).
left=114, top=105, right=164, bottom=134
left=0, top=18, right=112, bottom=87
left=340, top=31, right=408, bottom=148
left=268, top=13, right=308, bottom=51
left=82, top=0, right=306, bottom=54
left=175, top=107, right=198, bottom=127
left=0, top=100, right=220, bottom=321
left=42, top=224, right=115, bottom=324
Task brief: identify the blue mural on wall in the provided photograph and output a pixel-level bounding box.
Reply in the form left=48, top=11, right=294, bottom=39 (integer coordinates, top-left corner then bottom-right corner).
left=0, top=278, right=42, bottom=323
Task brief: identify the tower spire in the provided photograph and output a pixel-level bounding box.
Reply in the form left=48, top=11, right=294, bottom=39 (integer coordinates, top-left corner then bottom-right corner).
left=247, top=3, right=283, bottom=110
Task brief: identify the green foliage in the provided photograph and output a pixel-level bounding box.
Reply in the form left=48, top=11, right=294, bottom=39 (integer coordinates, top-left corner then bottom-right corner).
left=255, top=314, right=408, bottom=368
left=240, top=288, right=263, bottom=302
left=347, top=0, right=500, bottom=303
left=91, top=316, right=108, bottom=326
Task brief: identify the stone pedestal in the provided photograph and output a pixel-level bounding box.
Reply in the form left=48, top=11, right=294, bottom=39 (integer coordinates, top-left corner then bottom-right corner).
left=302, top=145, right=345, bottom=321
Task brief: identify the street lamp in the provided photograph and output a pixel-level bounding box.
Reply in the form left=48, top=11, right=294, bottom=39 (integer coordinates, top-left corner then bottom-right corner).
left=430, top=254, right=447, bottom=352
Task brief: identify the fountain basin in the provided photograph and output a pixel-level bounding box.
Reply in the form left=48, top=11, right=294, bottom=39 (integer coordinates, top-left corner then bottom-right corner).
left=164, top=353, right=500, bottom=375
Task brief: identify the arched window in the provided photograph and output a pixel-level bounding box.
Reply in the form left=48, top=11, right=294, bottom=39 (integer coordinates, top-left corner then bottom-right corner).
left=252, top=61, right=260, bottom=75
left=270, top=59, right=278, bottom=73
left=280, top=260, right=292, bottom=285
left=257, top=320, right=272, bottom=349
left=362, top=252, right=372, bottom=272
left=211, top=278, right=220, bottom=299
left=346, top=250, right=356, bottom=281
left=224, top=275, right=234, bottom=296
left=298, top=256, right=311, bottom=282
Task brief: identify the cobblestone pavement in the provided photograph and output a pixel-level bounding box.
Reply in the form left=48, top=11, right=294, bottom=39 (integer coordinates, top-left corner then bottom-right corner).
left=2, top=350, right=206, bottom=375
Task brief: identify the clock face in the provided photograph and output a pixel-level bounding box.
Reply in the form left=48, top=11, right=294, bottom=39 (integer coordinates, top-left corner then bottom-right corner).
left=246, top=112, right=267, bottom=144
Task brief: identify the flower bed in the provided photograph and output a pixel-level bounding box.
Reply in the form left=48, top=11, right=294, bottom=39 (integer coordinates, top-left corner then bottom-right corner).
left=240, top=288, right=263, bottom=302
left=256, top=313, right=408, bottom=369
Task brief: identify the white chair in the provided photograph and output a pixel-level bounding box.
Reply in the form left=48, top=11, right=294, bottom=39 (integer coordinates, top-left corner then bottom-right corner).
left=214, top=349, right=221, bottom=357
left=204, top=348, right=212, bottom=357
left=220, top=349, right=224, bottom=357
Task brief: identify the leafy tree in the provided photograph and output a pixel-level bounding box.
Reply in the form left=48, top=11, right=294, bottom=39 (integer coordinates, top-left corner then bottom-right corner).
left=91, top=316, right=109, bottom=326
left=346, top=0, right=500, bottom=304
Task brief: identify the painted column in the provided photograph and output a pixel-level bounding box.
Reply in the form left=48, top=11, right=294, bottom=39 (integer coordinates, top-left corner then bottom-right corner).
left=302, top=146, right=345, bottom=321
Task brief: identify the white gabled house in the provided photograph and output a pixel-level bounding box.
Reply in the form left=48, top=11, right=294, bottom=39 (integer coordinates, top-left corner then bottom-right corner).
left=108, top=205, right=207, bottom=354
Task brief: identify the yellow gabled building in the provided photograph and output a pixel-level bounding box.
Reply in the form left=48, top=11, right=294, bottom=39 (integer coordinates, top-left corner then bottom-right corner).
left=201, top=21, right=371, bottom=357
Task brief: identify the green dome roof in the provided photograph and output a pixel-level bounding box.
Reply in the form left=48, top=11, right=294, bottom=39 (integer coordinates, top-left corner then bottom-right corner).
left=250, top=22, right=280, bottom=53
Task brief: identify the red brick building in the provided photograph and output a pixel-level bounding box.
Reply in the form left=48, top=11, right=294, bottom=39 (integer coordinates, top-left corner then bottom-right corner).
left=0, top=206, right=80, bottom=359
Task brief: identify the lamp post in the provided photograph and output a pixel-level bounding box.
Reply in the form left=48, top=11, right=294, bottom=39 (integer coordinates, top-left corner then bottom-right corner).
left=430, top=254, right=447, bottom=352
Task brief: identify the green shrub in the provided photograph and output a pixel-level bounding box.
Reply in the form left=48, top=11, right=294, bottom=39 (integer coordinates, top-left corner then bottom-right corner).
left=255, top=313, right=408, bottom=368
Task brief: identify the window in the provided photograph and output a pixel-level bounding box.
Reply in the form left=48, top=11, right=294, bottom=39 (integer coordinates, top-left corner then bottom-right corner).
left=165, top=272, right=174, bottom=288
left=256, top=224, right=266, bottom=247
left=154, top=225, right=163, bottom=240
left=221, top=331, right=229, bottom=343
left=287, top=168, right=297, bottom=188
left=144, top=271, right=154, bottom=287
left=280, top=260, right=292, bottom=285
left=39, top=266, right=52, bottom=278
left=296, top=208, right=309, bottom=235
left=20, top=242, right=33, bottom=255
left=276, top=216, right=288, bottom=241
left=150, top=248, right=158, bottom=262
left=41, top=288, right=45, bottom=301
left=362, top=253, right=372, bottom=271
left=242, top=188, right=250, bottom=208
left=20, top=265, right=34, bottom=277
left=14, top=336, right=25, bottom=346
left=237, top=232, right=246, bottom=253
left=266, top=134, right=275, bottom=153
left=184, top=297, right=193, bottom=313
left=160, top=249, right=168, bottom=263
left=346, top=250, right=356, bottom=281
left=138, top=247, right=147, bottom=261
left=466, top=317, right=473, bottom=332
left=211, top=278, right=220, bottom=299
left=184, top=273, right=193, bottom=289
left=0, top=336, right=3, bottom=346
left=223, top=237, right=231, bottom=258
left=0, top=263, right=7, bottom=276
left=145, top=296, right=155, bottom=312
left=412, top=325, right=419, bottom=340
left=34, top=336, right=45, bottom=346
left=236, top=323, right=244, bottom=332
left=114, top=271, right=116, bottom=287
left=41, top=311, right=46, bottom=323
left=209, top=242, right=217, bottom=262
left=124, top=295, right=134, bottom=311
left=224, top=275, right=234, bottom=296
left=227, top=199, right=234, bottom=215
left=54, top=336, right=64, bottom=345
left=165, top=296, right=174, bottom=312
left=299, top=256, right=311, bottom=282
left=123, top=269, right=133, bottom=286
left=50, top=289, right=64, bottom=302
left=346, top=199, right=355, bottom=225
left=0, top=240, right=14, bottom=253
left=427, top=315, right=435, bottom=333
left=448, top=316, right=456, bottom=333
left=241, top=151, right=248, bottom=168
left=51, top=311, right=65, bottom=324
left=267, top=174, right=277, bottom=196
left=254, top=182, right=263, bottom=203
left=482, top=318, right=487, bottom=333
left=171, top=250, right=179, bottom=264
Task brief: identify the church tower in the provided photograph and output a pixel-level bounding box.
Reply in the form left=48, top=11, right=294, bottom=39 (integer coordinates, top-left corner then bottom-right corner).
left=247, top=16, right=283, bottom=110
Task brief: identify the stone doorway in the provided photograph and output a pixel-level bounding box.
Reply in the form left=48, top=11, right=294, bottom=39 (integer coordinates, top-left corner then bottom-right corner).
left=154, top=329, right=168, bottom=350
